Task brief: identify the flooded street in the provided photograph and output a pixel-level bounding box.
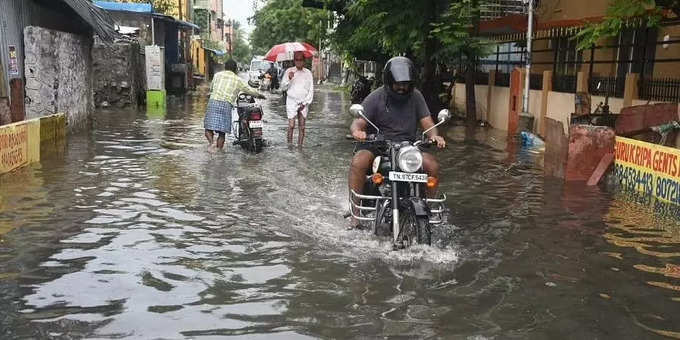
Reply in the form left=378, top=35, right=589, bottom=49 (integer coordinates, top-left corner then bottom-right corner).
left=1, top=84, right=680, bottom=339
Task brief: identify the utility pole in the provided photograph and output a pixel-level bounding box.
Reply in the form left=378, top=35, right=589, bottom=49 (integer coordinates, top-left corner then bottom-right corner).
left=522, top=0, right=534, bottom=115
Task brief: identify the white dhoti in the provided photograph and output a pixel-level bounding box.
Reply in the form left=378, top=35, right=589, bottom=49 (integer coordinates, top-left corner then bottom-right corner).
left=286, top=98, right=308, bottom=120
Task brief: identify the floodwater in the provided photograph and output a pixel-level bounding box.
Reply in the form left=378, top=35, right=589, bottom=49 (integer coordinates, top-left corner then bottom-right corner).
left=1, top=83, right=680, bottom=339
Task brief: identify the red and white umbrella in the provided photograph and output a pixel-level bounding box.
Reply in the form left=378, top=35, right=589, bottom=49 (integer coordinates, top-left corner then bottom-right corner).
left=263, top=42, right=317, bottom=62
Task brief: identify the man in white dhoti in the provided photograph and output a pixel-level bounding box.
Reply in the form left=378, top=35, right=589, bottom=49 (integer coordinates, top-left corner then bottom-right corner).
left=280, top=51, right=314, bottom=146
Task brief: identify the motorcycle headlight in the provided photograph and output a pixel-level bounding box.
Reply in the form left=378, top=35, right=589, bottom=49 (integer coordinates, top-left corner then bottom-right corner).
left=397, top=146, right=423, bottom=173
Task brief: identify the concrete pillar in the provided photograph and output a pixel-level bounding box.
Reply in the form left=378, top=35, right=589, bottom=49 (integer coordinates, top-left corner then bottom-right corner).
left=623, top=73, right=640, bottom=107
left=576, top=71, right=589, bottom=93
left=540, top=70, right=553, bottom=137
left=487, top=70, right=496, bottom=123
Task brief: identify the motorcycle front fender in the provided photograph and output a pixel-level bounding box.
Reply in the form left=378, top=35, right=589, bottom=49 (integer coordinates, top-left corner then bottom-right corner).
left=408, top=197, right=430, bottom=217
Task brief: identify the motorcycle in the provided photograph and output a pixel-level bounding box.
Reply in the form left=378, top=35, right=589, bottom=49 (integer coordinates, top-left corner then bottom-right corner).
left=231, top=93, right=265, bottom=153
left=350, top=75, right=374, bottom=104
left=348, top=104, right=450, bottom=249
left=259, top=73, right=272, bottom=91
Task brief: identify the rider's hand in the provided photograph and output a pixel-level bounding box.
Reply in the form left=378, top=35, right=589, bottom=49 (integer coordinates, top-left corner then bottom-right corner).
left=352, top=130, right=367, bottom=141
left=288, top=71, right=295, bottom=80
left=432, top=135, right=446, bottom=149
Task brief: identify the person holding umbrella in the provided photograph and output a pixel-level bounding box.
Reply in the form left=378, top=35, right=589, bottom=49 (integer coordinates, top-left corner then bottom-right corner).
left=279, top=51, right=314, bottom=146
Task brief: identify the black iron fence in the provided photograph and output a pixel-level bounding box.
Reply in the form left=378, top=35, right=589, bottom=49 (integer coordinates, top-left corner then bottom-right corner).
left=639, top=77, right=680, bottom=102
left=474, top=71, right=489, bottom=85
left=589, top=75, right=625, bottom=97
left=496, top=72, right=510, bottom=87
left=461, top=21, right=680, bottom=102
left=529, top=73, right=543, bottom=90
left=553, top=74, right=576, bottom=93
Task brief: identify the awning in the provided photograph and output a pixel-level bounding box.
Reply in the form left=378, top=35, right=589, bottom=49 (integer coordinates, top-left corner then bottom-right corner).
left=151, top=14, right=200, bottom=31
left=177, top=20, right=200, bottom=30
left=93, top=1, right=153, bottom=13
left=204, top=48, right=226, bottom=57
left=62, top=0, right=119, bottom=42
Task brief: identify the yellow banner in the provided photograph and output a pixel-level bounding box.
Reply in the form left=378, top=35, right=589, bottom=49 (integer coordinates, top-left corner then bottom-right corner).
left=0, top=124, right=28, bottom=173
left=614, top=136, right=680, bottom=204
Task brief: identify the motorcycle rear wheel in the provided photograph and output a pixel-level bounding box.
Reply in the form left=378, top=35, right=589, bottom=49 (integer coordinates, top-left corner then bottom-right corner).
left=252, top=137, right=263, bottom=153
left=239, top=122, right=248, bottom=150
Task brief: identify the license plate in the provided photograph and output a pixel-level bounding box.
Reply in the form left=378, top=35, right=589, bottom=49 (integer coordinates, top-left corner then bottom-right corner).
left=389, top=172, right=428, bottom=183
left=249, top=120, right=263, bottom=128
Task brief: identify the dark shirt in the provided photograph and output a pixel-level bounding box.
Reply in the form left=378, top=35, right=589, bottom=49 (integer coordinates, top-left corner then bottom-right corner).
left=361, top=87, right=431, bottom=142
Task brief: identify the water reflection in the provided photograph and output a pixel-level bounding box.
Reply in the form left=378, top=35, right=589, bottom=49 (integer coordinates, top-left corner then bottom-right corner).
left=604, top=191, right=680, bottom=338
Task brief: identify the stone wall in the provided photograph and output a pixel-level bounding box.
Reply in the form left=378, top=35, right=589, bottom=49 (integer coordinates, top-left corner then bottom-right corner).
left=24, top=26, right=93, bottom=130
left=93, top=42, right=143, bottom=108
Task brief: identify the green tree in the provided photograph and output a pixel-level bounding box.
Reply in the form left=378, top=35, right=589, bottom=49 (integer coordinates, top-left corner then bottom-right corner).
left=432, top=0, right=490, bottom=121
left=332, top=0, right=482, bottom=114
left=249, top=0, right=331, bottom=56
left=231, top=23, right=252, bottom=65
left=575, top=0, right=678, bottom=50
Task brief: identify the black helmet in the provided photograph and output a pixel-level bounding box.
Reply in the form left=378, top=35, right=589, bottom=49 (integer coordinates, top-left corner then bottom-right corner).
left=383, top=56, right=416, bottom=94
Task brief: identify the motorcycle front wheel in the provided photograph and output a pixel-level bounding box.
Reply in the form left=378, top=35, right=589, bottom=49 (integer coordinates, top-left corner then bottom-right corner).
left=398, top=212, right=431, bottom=246
left=373, top=200, right=391, bottom=237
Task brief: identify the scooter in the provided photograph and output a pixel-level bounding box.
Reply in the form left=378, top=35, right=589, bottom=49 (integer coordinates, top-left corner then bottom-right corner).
left=231, top=93, right=265, bottom=153
left=351, top=75, right=374, bottom=104
left=348, top=104, right=450, bottom=249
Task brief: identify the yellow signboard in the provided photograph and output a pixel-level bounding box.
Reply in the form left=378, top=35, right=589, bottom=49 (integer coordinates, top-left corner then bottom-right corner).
left=0, top=123, right=28, bottom=173
left=613, top=136, right=680, bottom=204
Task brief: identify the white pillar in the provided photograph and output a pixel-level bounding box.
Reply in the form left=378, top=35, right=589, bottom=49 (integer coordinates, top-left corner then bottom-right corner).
left=522, top=0, right=534, bottom=114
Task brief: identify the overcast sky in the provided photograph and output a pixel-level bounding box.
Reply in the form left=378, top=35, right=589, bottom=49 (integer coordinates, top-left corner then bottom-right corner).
left=223, top=0, right=256, bottom=37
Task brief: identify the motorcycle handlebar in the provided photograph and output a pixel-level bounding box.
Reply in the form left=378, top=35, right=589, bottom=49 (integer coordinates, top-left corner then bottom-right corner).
left=413, top=138, right=437, bottom=148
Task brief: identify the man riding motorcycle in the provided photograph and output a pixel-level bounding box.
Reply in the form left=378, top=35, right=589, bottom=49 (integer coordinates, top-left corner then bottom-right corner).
left=348, top=56, right=446, bottom=228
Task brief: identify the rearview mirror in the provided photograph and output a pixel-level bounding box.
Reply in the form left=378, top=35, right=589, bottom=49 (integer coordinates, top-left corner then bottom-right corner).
left=437, top=109, right=450, bottom=122
left=349, top=104, right=381, bottom=134
left=349, top=104, right=365, bottom=118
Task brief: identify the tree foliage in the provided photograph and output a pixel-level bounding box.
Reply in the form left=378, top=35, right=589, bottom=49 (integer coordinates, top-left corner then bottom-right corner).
left=431, top=0, right=489, bottom=63
left=231, top=23, right=252, bottom=66
left=249, top=0, right=332, bottom=56
left=332, top=0, right=450, bottom=63
left=331, top=0, right=489, bottom=116
left=575, top=0, right=673, bottom=50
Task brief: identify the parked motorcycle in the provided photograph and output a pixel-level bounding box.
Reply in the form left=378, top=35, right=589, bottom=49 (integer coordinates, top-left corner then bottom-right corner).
left=259, top=73, right=272, bottom=91
left=348, top=104, right=450, bottom=249
left=350, top=75, right=374, bottom=104
left=231, top=93, right=265, bottom=153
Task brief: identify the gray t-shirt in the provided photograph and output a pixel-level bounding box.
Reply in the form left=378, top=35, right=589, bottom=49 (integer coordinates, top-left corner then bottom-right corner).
left=361, top=87, right=431, bottom=142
